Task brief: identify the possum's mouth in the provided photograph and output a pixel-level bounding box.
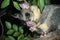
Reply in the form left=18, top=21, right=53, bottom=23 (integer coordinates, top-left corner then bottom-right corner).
left=26, top=20, right=34, bottom=27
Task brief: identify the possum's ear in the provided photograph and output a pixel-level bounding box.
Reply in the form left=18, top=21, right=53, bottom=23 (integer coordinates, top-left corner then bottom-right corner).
left=19, top=0, right=30, bottom=9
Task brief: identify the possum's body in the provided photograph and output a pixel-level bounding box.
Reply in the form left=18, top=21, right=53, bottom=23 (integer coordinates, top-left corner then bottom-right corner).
left=37, top=5, right=60, bottom=33
left=30, top=5, right=60, bottom=40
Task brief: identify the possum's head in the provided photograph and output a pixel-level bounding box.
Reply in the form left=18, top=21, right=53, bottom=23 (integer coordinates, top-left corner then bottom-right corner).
left=13, top=5, right=41, bottom=27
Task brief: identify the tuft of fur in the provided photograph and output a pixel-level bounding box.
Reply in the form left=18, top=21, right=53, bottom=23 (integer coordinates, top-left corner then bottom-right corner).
left=30, top=5, right=41, bottom=22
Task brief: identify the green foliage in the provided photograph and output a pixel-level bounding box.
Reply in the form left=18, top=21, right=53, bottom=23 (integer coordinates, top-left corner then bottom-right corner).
left=19, top=27, right=23, bottom=33
left=38, top=0, right=44, bottom=12
left=45, top=0, right=50, bottom=5
left=17, top=0, right=23, bottom=1
left=17, top=35, right=24, bottom=40
left=5, top=21, right=29, bottom=40
left=1, top=0, right=21, bottom=11
left=5, top=36, right=15, bottom=40
left=13, top=32, right=20, bottom=37
left=13, top=24, right=18, bottom=31
left=5, top=21, right=12, bottom=29
left=31, top=0, right=36, bottom=5
left=24, top=37, right=29, bottom=40
left=7, top=29, right=14, bottom=35
left=1, top=0, right=10, bottom=8
left=8, top=36, right=15, bottom=40
left=13, top=1, right=21, bottom=11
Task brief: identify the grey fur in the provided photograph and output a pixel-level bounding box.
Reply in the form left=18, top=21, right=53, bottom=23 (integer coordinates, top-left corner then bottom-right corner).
left=39, top=5, right=60, bottom=33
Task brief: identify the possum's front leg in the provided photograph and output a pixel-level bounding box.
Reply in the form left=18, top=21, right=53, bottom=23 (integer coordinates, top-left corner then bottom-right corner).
left=29, top=22, right=47, bottom=37
left=29, top=22, right=40, bottom=32
left=38, top=22, right=49, bottom=37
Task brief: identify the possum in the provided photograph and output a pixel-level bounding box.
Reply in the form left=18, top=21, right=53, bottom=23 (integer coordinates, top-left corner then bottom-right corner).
left=12, top=4, right=60, bottom=38
left=12, top=5, right=41, bottom=27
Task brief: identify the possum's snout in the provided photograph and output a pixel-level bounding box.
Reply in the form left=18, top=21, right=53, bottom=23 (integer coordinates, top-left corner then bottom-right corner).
left=26, top=21, right=36, bottom=27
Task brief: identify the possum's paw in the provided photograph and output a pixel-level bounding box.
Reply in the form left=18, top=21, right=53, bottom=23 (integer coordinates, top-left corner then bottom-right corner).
left=29, top=27, right=37, bottom=32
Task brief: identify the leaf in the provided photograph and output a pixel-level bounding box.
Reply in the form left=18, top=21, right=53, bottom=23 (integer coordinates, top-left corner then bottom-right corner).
left=38, top=0, right=44, bottom=12
left=32, top=0, right=36, bottom=5
left=5, top=37, right=10, bottom=40
left=8, top=36, right=15, bottom=40
left=45, top=0, right=50, bottom=4
left=19, top=27, right=23, bottom=33
left=24, top=37, right=29, bottom=40
left=17, top=35, right=24, bottom=40
left=13, top=32, right=20, bottom=37
left=13, top=24, right=18, bottom=31
left=7, top=29, right=14, bottom=35
left=17, top=0, right=23, bottom=1
left=5, top=21, right=11, bottom=29
left=13, top=1, right=21, bottom=10
left=1, top=0, right=10, bottom=8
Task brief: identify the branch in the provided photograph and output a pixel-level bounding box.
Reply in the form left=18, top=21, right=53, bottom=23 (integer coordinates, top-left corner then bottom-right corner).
left=0, top=18, right=4, bottom=40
